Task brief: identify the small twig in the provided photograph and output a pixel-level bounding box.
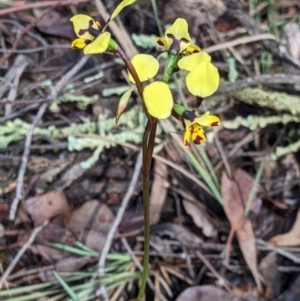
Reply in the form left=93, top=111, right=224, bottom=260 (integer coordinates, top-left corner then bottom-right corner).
left=215, top=74, right=300, bottom=95
left=0, top=220, right=49, bottom=289
left=9, top=55, right=90, bottom=220
left=196, top=250, right=232, bottom=292
left=121, top=237, right=169, bottom=301
left=0, top=0, right=89, bottom=17
left=0, top=45, right=70, bottom=54
left=0, top=103, right=41, bottom=123
left=0, top=98, right=49, bottom=105
left=256, top=239, right=300, bottom=264
left=203, top=33, right=276, bottom=54
left=96, top=150, right=143, bottom=299
left=214, top=133, right=232, bottom=179
left=9, top=103, right=48, bottom=220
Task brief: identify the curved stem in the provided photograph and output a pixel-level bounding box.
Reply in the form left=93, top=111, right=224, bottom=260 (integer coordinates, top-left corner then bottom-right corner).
left=116, top=47, right=144, bottom=101
left=117, top=46, right=152, bottom=122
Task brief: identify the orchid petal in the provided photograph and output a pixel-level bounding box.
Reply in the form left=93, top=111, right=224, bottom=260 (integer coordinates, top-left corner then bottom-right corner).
left=143, top=81, right=173, bottom=119
left=129, top=54, right=159, bottom=84
left=178, top=52, right=211, bottom=71
left=110, top=0, right=136, bottom=21
left=165, top=18, right=191, bottom=53
left=184, top=128, right=191, bottom=148
left=71, top=38, right=89, bottom=49
left=186, top=62, right=219, bottom=97
left=193, top=112, right=221, bottom=127
left=156, top=37, right=168, bottom=48
left=190, top=124, right=206, bottom=144
left=83, top=32, right=111, bottom=54
left=70, top=14, right=98, bottom=40
left=186, top=44, right=201, bottom=53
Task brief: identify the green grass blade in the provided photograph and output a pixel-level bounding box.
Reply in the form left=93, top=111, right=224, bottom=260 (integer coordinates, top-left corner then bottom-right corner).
left=197, top=145, right=220, bottom=189
left=245, top=161, right=264, bottom=216
left=53, top=271, right=79, bottom=301
left=186, top=151, right=223, bottom=205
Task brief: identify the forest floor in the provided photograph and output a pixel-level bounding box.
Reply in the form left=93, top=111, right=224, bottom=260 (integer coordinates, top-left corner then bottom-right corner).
left=0, top=0, right=300, bottom=300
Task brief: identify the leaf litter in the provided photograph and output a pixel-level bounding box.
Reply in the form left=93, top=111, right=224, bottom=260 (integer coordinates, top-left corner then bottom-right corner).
left=221, top=169, right=263, bottom=292
left=0, top=0, right=300, bottom=300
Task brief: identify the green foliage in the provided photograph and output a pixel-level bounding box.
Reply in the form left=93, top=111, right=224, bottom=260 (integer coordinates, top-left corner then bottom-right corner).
left=0, top=0, right=11, bottom=7
left=222, top=114, right=300, bottom=160
left=0, top=242, right=137, bottom=301
left=53, top=271, right=79, bottom=301
left=0, top=107, right=145, bottom=168
left=273, top=140, right=300, bottom=159
left=227, top=57, right=238, bottom=82
left=102, top=85, right=130, bottom=97
left=222, top=114, right=300, bottom=130
left=49, top=93, right=99, bottom=112
left=131, top=33, right=158, bottom=49
left=229, top=88, right=300, bottom=115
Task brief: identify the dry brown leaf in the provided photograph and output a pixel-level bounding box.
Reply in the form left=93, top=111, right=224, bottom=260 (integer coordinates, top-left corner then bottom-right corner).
left=283, top=22, right=300, bottom=61
left=23, top=191, right=70, bottom=226
left=183, top=199, right=216, bottom=237
left=150, top=160, right=168, bottom=225
left=15, top=203, right=32, bottom=225
left=221, top=169, right=262, bottom=291
left=151, top=223, right=203, bottom=249
left=33, top=9, right=73, bottom=39
left=66, top=200, right=114, bottom=251
left=176, top=285, right=242, bottom=301
left=17, top=215, right=76, bottom=260
left=269, top=208, right=300, bottom=246
left=53, top=163, right=87, bottom=191
left=163, top=0, right=226, bottom=34
left=259, top=252, right=280, bottom=299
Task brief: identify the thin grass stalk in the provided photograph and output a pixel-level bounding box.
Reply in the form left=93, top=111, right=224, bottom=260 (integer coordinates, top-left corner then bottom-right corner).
left=245, top=161, right=264, bottom=216
left=186, top=151, right=223, bottom=204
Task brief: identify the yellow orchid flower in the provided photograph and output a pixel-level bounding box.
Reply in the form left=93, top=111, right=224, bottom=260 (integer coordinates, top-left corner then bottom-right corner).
left=126, top=54, right=172, bottom=119
left=182, top=111, right=220, bottom=147
left=178, top=52, right=219, bottom=98
left=70, top=0, right=135, bottom=54
left=156, top=18, right=200, bottom=54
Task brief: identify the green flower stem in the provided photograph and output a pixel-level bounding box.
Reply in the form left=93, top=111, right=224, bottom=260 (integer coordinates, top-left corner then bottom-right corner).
left=108, top=38, right=118, bottom=52
left=116, top=45, right=155, bottom=299
left=163, top=53, right=178, bottom=83
left=138, top=117, right=157, bottom=300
